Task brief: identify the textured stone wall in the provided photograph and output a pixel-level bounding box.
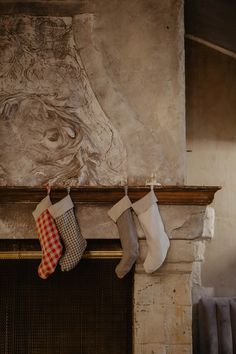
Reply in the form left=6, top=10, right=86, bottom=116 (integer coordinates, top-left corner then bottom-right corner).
left=0, top=15, right=126, bottom=186
left=0, top=202, right=206, bottom=240
left=133, top=238, right=206, bottom=354
left=0, top=0, right=185, bottom=186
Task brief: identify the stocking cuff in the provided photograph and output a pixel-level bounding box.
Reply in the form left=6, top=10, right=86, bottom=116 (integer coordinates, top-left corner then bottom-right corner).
left=32, top=195, right=52, bottom=220
left=132, top=190, right=157, bottom=215
left=48, top=195, right=74, bottom=219
left=108, top=195, right=132, bottom=222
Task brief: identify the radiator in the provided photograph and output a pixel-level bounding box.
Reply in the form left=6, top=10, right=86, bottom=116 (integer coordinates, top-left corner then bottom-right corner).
left=195, top=297, right=236, bottom=354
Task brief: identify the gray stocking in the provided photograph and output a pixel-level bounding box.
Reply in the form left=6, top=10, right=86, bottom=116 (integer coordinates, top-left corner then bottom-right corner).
left=108, top=196, right=139, bottom=278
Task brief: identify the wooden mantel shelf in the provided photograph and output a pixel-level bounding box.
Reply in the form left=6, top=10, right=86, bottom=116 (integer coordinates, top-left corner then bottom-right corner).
left=0, top=186, right=221, bottom=205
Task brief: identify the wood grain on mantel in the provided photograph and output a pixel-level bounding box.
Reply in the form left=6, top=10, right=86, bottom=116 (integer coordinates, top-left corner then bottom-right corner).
left=0, top=186, right=221, bottom=205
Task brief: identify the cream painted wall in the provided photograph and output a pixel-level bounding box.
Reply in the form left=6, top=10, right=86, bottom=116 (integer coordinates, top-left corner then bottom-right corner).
left=186, top=40, right=236, bottom=295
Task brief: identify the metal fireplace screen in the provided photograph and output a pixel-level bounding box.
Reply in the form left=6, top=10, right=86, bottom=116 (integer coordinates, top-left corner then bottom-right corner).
left=0, top=259, right=133, bottom=354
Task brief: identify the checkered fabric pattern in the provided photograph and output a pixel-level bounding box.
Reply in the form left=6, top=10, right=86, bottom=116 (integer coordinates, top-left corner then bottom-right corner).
left=36, top=209, right=63, bottom=279
left=55, top=208, right=87, bottom=271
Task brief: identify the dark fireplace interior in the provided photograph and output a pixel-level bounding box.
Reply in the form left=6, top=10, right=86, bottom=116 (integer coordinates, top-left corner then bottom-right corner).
left=0, top=259, right=133, bottom=354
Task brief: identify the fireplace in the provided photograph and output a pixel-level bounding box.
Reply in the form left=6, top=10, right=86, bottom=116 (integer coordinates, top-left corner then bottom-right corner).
left=0, top=2, right=220, bottom=352
left=0, top=186, right=220, bottom=354
left=0, top=258, right=133, bottom=354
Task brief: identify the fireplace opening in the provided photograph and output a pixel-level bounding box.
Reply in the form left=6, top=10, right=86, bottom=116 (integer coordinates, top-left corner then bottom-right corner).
left=0, top=259, right=133, bottom=354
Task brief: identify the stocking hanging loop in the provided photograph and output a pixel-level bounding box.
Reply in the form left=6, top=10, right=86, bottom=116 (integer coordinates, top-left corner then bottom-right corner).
left=146, top=173, right=162, bottom=190
left=46, top=183, right=51, bottom=195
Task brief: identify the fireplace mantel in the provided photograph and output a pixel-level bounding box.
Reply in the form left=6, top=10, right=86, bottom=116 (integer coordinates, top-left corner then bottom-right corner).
left=0, top=185, right=221, bottom=205
left=0, top=184, right=221, bottom=353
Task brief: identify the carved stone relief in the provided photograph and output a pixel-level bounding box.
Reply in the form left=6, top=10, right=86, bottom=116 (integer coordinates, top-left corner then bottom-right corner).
left=0, top=16, right=127, bottom=186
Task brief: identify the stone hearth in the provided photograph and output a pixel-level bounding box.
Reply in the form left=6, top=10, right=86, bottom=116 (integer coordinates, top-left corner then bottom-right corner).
left=0, top=186, right=219, bottom=354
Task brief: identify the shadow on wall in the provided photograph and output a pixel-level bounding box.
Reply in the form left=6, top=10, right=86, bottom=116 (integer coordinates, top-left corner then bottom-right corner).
left=186, top=39, right=236, bottom=142
left=186, top=39, right=236, bottom=296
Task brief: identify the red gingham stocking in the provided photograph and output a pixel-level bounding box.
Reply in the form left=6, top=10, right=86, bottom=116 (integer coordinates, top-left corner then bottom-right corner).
left=33, top=196, right=63, bottom=279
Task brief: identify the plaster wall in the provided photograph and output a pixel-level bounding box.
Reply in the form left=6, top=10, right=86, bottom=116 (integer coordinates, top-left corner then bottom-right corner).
left=0, top=0, right=185, bottom=186
left=186, top=40, right=236, bottom=296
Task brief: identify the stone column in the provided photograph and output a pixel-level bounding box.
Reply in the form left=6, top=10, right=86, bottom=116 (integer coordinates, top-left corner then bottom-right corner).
left=133, top=204, right=213, bottom=354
